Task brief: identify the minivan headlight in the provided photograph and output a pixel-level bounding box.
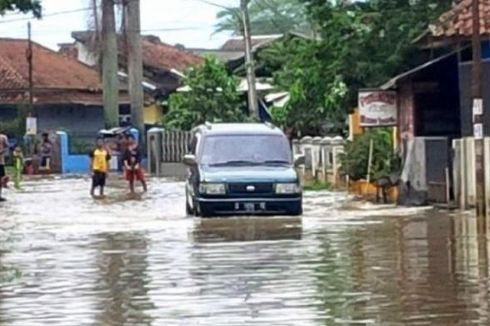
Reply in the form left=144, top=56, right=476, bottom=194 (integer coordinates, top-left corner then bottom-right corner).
left=199, top=183, right=226, bottom=195
left=275, top=183, right=301, bottom=194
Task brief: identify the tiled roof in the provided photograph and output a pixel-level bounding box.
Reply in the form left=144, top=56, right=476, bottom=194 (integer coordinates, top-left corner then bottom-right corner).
left=429, top=0, right=490, bottom=38
left=0, top=38, right=101, bottom=91
left=58, top=43, right=79, bottom=60
left=0, top=38, right=108, bottom=105
left=140, top=38, right=202, bottom=72
left=0, top=90, right=131, bottom=106
left=71, top=31, right=202, bottom=73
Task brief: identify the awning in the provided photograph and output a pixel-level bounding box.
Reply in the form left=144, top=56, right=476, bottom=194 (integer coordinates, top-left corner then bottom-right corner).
left=380, top=50, right=458, bottom=90
left=237, top=79, right=274, bottom=92
left=265, top=91, right=290, bottom=108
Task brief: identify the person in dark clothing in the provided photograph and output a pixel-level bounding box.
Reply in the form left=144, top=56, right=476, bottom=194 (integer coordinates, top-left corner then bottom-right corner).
left=40, top=133, right=53, bottom=173
left=0, top=131, right=9, bottom=201
left=123, top=135, right=147, bottom=194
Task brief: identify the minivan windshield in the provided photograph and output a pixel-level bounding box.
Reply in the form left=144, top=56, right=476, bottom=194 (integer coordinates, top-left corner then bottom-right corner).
left=200, top=134, right=292, bottom=166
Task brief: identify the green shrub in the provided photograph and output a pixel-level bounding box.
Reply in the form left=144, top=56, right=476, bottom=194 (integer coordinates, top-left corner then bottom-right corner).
left=340, top=129, right=400, bottom=182
left=303, top=180, right=332, bottom=191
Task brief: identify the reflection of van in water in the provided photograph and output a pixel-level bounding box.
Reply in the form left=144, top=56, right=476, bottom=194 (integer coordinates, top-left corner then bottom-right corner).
left=193, top=217, right=303, bottom=242
left=183, top=123, right=305, bottom=217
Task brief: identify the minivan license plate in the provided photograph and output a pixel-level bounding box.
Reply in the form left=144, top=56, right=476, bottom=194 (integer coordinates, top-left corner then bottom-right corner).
left=244, top=203, right=255, bottom=212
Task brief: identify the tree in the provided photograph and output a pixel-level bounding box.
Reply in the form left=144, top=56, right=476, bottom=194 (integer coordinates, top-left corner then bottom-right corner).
left=262, top=38, right=348, bottom=136
left=303, top=0, right=454, bottom=105
left=165, top=57, right=247, bottom=131
left=215, top=0, right=311, bottom=35
left=0, top=0, right=41, bottom=16
left=259, top=0, right=455, bottom=136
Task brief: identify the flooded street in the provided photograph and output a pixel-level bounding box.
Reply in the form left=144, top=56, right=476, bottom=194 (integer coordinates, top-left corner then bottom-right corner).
left=1, top=178, right=490, bottom=325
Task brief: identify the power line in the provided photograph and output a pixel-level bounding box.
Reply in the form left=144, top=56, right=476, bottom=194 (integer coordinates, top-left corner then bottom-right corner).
left=0, top=7, right=93, bottom=24
left=4, top=25, right=217, bottom=35
left=183, top=0, right=237, bottom=10
left=0, top=0, right=238, bottom=25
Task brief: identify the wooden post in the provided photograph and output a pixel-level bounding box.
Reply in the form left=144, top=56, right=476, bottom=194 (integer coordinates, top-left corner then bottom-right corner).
left=365, top=139, right=374, bottom=194
left=125, top=0, right=145, bottom=144
left=472, top=0, right=487, bottom=218
left=445, top=167, right=450, bottom=204
left=27, top=22, right=33, bottom=113
left=102, top=0, right=119, bottom=128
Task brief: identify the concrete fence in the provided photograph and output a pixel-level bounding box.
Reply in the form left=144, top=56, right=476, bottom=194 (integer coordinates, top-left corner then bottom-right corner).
left=452, top=137, right=490, bottom=210
left=147, top=129, right=192, bottom=179
left=146, top=130, right=346, bottom=184
left=162, top=130, right=192, bottom=163
left=293, top=136, right=345, bottom=187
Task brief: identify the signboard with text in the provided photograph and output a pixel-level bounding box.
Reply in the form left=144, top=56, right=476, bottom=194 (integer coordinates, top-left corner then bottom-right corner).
left=26, top=117, right=37, bottom=135
left=358, top=90, right=397, bottom=127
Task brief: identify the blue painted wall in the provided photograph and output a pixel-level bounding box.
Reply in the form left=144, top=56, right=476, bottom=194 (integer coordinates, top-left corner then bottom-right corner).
left=57, top=131, right=90, bottom=174
left=57, top=128, right=141, bottom=174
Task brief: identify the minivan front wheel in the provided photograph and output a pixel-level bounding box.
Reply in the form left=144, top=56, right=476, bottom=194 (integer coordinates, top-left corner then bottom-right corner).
left=186, top=200, right=194, bottom=216
left=185, top=189, right=196, bottom=216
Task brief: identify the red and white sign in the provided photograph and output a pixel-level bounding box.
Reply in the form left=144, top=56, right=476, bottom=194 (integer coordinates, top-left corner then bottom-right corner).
left=359, top=90, right=397, bottom=127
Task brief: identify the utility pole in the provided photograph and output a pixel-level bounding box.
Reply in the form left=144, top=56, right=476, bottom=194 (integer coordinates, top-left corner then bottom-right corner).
left=92, top=0, right=100, bottom=37
left=92, top=0, right=102, bottom=77
left=101, top=0, right=119, bottom=128
left=26, top=21, right=35, bottom=158
left=27, top=21, right=34, bottom=113
left=125, top=0, right=145, bottom=141
left=472, top=0, right=487, bottom=219
left=240, top=0, right=259, bottom=119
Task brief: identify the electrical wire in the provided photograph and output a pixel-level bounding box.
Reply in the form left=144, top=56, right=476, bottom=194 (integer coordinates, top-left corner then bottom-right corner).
left=0, top=7, right=93, bottom=24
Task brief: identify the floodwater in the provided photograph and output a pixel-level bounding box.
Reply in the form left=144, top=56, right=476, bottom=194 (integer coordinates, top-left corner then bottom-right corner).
left=1, top=177, right=490, bottom=325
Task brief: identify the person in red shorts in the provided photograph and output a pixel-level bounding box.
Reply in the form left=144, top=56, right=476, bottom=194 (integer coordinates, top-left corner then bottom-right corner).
left=123, top=134, right=147, bottom=194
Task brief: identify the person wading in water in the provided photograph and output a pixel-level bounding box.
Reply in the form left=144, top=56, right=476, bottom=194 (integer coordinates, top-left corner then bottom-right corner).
left=123, top=134, right=147, bottom=195
left=0, top=131, right=10, bottom=201
left=89, top=137, right=111, bottom=198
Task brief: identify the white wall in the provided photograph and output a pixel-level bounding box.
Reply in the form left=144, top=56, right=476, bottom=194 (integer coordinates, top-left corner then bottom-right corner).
left=75, top=42, right=98, bottom=66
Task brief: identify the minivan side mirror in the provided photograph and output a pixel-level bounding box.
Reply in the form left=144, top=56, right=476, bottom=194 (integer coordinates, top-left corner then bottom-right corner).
left=294, top=154, right=305, bottom=167
left=183, top=154, right=197, bottom=166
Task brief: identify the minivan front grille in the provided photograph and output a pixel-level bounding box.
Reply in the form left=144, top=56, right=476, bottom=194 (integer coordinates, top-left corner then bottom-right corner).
left=228, top=183, right=274, bottom=195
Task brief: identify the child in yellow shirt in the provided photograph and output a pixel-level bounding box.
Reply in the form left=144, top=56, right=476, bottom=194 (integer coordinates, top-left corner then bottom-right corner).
left=89, top=137, right=111, bottom=197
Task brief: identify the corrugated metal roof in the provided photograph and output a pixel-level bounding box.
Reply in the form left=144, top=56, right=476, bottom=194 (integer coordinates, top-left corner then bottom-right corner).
left=380, top=51, right=458, bottom=89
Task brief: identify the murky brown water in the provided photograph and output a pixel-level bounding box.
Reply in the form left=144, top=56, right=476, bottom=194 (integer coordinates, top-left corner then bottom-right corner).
left=1, top=177, right=490, bottom=325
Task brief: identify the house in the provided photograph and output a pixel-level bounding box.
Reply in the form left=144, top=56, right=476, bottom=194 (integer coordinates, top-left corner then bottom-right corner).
left=189, top=33, right=314, bottom=75
left=379, top=0, right=490, bottom=203
left=59, top=31, right=203, bottom=127
left=382, top=0, right=490, bottom=148
left=189, top=34, right=283, bottom=65
left=189, top=33, right=317, bottom=121
left=0, top=38, right=129, bottom=143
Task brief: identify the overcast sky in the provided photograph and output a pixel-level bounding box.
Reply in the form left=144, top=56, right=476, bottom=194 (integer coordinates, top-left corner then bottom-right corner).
left=0, top=0, right=238, bottom=50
